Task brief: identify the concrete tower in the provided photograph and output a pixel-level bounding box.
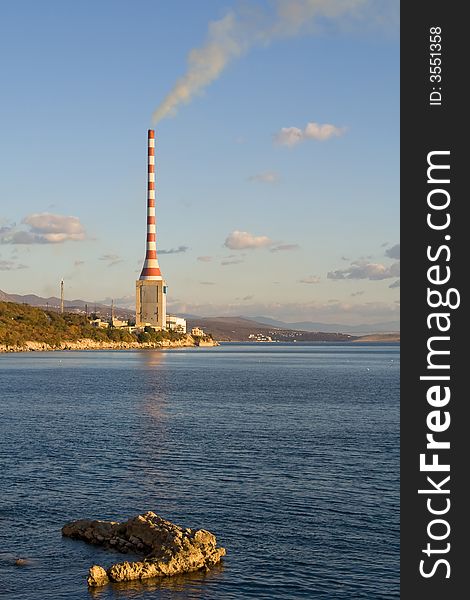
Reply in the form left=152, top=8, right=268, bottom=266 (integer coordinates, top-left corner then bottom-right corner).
left=135, top=130, right=167, bottom=329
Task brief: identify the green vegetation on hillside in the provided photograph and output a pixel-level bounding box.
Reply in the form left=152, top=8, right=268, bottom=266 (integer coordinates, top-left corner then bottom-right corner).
left=0, top=301, right=185, bottom=348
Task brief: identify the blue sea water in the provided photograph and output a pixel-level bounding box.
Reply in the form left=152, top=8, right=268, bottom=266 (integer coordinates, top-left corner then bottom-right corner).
left=0, top=343, right=399, bottom=599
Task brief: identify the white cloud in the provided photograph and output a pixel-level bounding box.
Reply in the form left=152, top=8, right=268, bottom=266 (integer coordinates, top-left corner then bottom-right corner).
left=275, top=122, right=346, bottom=146
left=224, top=230, right=272, bottom=250
left=221, top=258, right=244, bottom=266
left=248, top=171, right=280, bottom=184
left=0, top=213, right=86, bottom=244
left=299, top=275, right=321, bottom=284
left=197, top=255, right=213, bottom=262
left=23, top=213, right=86, bottom=242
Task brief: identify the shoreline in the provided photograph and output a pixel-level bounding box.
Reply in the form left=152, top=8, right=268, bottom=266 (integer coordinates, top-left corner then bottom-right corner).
left=0, top=336, right=219, bottom=354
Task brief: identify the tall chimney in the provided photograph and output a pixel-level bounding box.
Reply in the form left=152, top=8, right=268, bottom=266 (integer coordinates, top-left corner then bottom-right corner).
left=135, top=130, right=167, bottom=330
left=139, top=129, right=162, bottom=280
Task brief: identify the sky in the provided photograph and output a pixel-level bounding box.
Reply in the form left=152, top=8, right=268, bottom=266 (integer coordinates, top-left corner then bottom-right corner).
left=0, top=0, right=399, bottom=325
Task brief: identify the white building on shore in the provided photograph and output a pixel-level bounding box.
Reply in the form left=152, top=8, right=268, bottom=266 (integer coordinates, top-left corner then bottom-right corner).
left=166, top=315, right=187, bottom=333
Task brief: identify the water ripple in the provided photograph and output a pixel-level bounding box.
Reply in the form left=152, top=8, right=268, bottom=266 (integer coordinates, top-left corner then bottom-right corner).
left=0, top=343, right=399, bottom=599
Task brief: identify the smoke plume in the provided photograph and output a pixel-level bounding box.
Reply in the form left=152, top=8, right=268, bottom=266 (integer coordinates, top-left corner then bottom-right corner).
left=152, top=0, right=370, bottom=123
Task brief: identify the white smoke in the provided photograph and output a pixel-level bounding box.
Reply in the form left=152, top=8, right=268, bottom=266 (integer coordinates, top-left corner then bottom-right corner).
left=152, top=0, right=371, bottom=123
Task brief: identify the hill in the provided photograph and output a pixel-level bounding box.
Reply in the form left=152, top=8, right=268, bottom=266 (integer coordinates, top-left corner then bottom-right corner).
left=185, top=316, right=355, bottom=342
left=0, top=301, right=190, bottom=350
left=352, top=333, right=400, bottom=343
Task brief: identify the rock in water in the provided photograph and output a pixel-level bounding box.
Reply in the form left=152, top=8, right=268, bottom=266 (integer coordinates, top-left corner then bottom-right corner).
left=14, top=558, right=30, bottom=567
left=87, top=565, right=109, bottom=587
left=62, top=511, right=226, bottom=586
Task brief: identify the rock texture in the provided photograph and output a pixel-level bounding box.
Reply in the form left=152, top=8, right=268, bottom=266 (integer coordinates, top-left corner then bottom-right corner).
left=0, top=336, right=219, bottom=353
left=62, top=512, right=225, bottom=587
left=87, top=565, right=109, bottom=587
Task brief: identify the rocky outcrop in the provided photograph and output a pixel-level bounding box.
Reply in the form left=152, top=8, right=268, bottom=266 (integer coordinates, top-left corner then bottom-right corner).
left=87, top=565, right=109, bottom=586
left=195, top=339, right=216, bottom=347
left=0, top=335, right=219, bottom=353
left=62, top=511, right=226, bottom=587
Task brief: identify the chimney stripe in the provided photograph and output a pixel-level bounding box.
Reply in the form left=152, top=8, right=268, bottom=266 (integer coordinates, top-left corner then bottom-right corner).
left=139, top=129, right=163, bottom=281
left=141, top=267, right=161, bottom=277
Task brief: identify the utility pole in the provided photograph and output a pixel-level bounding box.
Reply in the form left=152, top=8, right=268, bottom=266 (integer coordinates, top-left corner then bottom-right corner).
left=60, top=279, right=64, bottom=314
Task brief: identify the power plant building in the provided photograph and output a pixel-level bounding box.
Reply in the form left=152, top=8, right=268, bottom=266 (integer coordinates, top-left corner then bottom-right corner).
left=136, top=130, right=167, bottom=329
left=166, top=315, right=187, bottom=333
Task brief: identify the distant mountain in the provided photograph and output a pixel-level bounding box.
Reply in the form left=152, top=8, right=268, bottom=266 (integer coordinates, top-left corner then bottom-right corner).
left=0, top=290, right=13, bottom=302
left=185, top=316, right=356, bottom=342
left=248, top=316, right=400, bottom=335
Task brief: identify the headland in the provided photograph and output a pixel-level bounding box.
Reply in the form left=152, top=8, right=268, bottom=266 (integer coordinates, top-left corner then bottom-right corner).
left=0, top=300, right=217, bottom=353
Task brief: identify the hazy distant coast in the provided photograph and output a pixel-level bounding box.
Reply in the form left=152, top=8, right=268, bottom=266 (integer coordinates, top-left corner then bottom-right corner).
left=352, top=333, right=400, bottom=343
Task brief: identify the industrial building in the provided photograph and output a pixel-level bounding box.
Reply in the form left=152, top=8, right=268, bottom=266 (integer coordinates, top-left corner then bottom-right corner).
left=166, top=315, right=187, bottom=333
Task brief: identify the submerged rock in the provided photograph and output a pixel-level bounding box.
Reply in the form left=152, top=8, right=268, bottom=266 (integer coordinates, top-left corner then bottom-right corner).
left=14, top=558, right=30, bottom=567
left=62, top=511, right=225, bottom=587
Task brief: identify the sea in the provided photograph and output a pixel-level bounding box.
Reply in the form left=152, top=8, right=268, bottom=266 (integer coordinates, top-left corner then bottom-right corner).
left=0, top=342, right=399, bottom=599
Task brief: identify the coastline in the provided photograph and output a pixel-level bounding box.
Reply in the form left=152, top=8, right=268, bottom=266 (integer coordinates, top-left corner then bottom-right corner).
left=0, top=335, right=219, bottom=354
left=352, top=333, right=400, bottom=343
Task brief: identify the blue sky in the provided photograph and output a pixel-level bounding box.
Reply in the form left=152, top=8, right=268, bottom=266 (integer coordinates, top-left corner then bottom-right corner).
left=0, top=0, right=399, bottom=325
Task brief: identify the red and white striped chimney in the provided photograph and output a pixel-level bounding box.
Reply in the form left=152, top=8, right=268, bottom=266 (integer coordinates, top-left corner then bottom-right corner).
left=139, top=129, right=162, bottom=280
